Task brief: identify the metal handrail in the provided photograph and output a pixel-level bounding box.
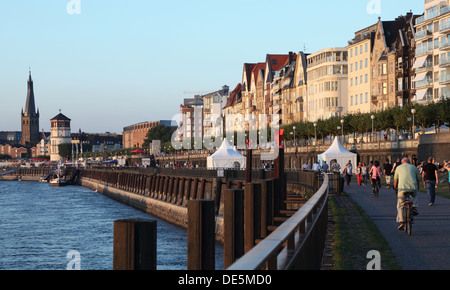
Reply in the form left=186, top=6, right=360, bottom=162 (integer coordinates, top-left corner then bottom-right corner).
left=227, top=173, right=329, bottom=270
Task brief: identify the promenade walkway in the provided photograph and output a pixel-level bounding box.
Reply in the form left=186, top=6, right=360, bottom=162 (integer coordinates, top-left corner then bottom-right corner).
left=345, top=182, right=450, bottom=270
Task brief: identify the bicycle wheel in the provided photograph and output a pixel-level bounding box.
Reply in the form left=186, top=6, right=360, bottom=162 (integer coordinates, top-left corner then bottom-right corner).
left=405, top=205, right=412, bottom=236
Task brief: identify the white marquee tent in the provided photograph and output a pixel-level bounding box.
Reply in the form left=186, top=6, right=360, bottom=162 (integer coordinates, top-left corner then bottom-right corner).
left=207, top=139, right=246, bottom=169
left=318, top=137, right=357, bottom=173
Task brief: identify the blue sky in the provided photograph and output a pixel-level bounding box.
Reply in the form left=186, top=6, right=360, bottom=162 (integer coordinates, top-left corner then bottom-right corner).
left=0, top=0, right=424, bottom=134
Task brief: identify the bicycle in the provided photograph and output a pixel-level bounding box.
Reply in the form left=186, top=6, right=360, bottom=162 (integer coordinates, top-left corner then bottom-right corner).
left=402, top=192, right=415, bottom=236
left=371, top=178, right=380, bottom=197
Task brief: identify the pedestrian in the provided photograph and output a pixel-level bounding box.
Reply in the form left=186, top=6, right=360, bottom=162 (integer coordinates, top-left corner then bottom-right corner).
left=422, top=157, right=439, bottom=206
left=391, top=157, right=401, bottom=175
left=343, top=161, right=353, bottom=187
left=356, top=162, right=363, bottom=186
left=322, top=161, right=329, bottom=172
left=367, top=161, right=373, bottom=186
left=312, top=161, right=321, bottom=171
left=361, top=162, right=367, bottom=186
left=302, top=161, right=310, bottom=170
left=443, top=161, right=450, bottom=193
left=331, top=159, right=341, bottom=173
left=383, top=159, right=393, bottom=189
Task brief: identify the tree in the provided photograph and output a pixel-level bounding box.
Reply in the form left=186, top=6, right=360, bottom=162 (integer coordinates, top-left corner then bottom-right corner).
left=143, top=124, right=177, bottom=148
left=58, top=143, right=73, bottom=160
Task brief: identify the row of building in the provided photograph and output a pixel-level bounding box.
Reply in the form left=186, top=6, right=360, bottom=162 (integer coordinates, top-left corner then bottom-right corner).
left=138, top=1, right=448, bottom=146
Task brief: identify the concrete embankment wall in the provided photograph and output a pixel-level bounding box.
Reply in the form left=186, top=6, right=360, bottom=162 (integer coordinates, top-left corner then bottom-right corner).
left=80, top=178, right=225, bottom=244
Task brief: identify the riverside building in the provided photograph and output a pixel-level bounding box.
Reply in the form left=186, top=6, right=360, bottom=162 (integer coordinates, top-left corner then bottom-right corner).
left=413, top=0, right=450, bottom=104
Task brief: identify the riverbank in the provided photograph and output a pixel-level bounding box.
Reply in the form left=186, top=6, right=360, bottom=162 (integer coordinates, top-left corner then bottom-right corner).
left=81, top=178, right=225, bottom=245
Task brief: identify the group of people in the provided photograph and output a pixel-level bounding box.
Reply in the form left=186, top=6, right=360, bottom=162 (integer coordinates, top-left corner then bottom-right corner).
left=352, top=156, right=449, bottom=231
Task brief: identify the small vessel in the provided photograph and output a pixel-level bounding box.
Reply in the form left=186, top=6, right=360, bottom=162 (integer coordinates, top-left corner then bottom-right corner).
left=49, top=162, right=68, bottom=187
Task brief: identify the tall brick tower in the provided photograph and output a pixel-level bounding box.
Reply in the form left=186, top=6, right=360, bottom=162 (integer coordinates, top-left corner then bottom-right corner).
left=21, top=70, right=40, bottom=146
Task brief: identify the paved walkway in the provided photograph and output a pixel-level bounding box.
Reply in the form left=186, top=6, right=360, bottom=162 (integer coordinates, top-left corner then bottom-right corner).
left=344, top=182, right=450, bottom=270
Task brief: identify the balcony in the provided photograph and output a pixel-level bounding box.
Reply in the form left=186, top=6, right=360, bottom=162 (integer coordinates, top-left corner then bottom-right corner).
left=440, top=40, right=450, bottom=50
left=415, top=78, right=433, bottom=89
left=415, top=29, right=433, bottom=40
left=440, top=74, right=450, bottom=85
left=416, top=46, right=433, bottom=56
left=415, top=61, right=433, bottom=72
left=440, top=57, right=450, bottom=67
left=441, top=21, right=450, bottom=34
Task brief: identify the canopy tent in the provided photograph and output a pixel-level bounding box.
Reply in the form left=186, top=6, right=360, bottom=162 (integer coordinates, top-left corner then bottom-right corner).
left=207, top=139, right=246, bottom=170
left=318, top=137, right=357, bottom=173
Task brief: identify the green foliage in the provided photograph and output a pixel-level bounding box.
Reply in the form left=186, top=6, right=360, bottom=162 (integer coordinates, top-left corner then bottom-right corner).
left=143, top=124, right=176, bottom=148
left=282, top=101, right=450, bottom=140
left=58, top=143, right=73, bottom=160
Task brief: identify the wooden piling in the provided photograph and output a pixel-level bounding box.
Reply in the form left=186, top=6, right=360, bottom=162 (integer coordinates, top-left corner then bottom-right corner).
left=223, top=189, right=244, bottom=269
left=113, top=219, right=157, bottom=270
left=187, top=200, right=215, bottom=270
left=244, top=182, right=262, bottom=253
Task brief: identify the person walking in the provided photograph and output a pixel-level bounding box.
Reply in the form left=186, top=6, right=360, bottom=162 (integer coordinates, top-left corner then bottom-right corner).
left=443, top=161, right=450, bottom=193
left=356, top=162, right=363, bottom=186
left=361, top=162, right=367, bottom=186
left=369, top=160, right=382, bottom=195
left=394, top=157, right=420, bottom=231
left=383, top=159, right=393, bottom=189
left=321, top=161, right=329, bottom=173
left=422, top=157, right=439, bottom=206
left=344, top=161, right=353, bottom=187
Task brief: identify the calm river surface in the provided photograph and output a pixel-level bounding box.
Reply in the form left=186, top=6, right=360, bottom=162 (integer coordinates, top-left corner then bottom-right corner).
left=0, top=181, right=223, bottom=270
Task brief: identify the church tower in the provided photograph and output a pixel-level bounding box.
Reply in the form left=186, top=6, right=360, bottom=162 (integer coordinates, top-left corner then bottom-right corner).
left=21, top=70, right=40, bottom=146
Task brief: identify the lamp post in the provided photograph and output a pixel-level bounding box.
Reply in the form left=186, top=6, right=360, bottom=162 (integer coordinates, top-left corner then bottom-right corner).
left=313, top=123, right=317, bottom=146
left=340, top=119, right=344, bottom=143
left=293, top=126, right=296, bottom=147
left=411, top=108, right=416, bottom=139
left=371, top=115, right=375, bottom=142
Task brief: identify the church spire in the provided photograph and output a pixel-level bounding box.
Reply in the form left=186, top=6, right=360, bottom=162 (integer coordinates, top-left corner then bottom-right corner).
left=24, top=69, right=37, bottom=117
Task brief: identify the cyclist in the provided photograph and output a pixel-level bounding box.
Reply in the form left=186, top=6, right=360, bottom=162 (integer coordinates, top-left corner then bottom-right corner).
left=369, top=160, right=382, bottom=195
left=393, top=157, right=420, bottom=231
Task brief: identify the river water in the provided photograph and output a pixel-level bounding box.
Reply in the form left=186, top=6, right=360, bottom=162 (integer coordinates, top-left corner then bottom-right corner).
left=0, top=181, right=223, bottom=270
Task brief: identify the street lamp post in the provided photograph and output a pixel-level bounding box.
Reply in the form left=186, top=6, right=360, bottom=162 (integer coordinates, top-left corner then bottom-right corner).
left=293, top=126, right=296, bottom=147
left=340, top=119, right=344, bottom=143
left=371, top=115, right=375, bottom=142
left=411, top=108, right=416, bottom=139
left=313, top=123, right=317, bottom=146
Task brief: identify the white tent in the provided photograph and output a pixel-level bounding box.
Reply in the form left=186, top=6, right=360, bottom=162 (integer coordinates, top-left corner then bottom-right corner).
left=318, top=137, right=357, bottom=173
left=207, top=139, right=246, bottom=169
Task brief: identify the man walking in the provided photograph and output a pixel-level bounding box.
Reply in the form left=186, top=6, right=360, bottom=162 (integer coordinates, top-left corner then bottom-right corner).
left=422, top=157, right=439, bottom=206
left=394, top=158, right=420, bottom=231
left=383, top=159, right=393, bottom=189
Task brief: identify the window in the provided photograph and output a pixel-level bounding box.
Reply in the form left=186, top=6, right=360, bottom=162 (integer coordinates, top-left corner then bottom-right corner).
left=365, top=58, right=369, bottom=67
left=365, top=92, right=369, bottom=103
left=351, top=95, right=353, bottom=105
left=360, top=93, right=363, bottom=104
left=365, top=43, right=368, bottom=52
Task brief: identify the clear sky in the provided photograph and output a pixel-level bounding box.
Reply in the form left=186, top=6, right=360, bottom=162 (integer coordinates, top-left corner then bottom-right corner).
left=0, top=0, right=424, bottom=134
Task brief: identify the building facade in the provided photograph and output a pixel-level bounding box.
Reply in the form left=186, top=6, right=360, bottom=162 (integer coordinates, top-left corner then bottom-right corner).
left=123, top=120, right=176, bottom=149
left=347, top=24, right=377, bottom=114
left=306, top=48, right=348, bottom=122
left=50, top=112, right=71, bottom=162
left=413, top=0, right=450, bottom=104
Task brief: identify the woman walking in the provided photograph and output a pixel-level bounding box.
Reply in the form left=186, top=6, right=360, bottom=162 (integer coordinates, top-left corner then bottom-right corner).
left=356, top=162, right=363, bottom=186
left=361, top=163, right=367, bottom=186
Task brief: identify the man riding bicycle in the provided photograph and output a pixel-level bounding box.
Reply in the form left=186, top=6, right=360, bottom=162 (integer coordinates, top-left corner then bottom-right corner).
left=393, top=157, right=420, bottom=231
